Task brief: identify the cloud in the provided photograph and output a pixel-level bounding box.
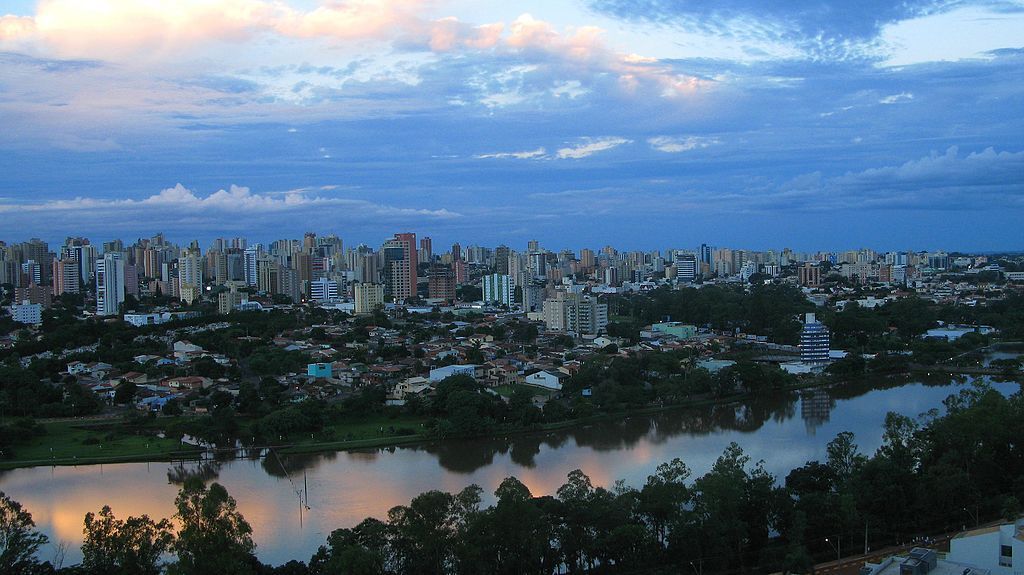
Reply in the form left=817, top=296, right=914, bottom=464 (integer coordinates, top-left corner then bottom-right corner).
left=555, top=137, right=632, bottom=159
left=776, top=146, right=1024, bottom=211
left=647, top=135, right=720, bottom=153
left=879, top=92, right=913, bottom=104
left=475, top=147, right=547, bottom=160
left=0, top=183, right=461, bottom=220
left=1, top=0, right=433, bottom=60
left=0, top=15, right=35, bottom=41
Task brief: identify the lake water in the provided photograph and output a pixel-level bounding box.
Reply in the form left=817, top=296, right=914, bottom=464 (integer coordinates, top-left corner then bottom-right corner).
left=1, top=375, right=1018, bottom=567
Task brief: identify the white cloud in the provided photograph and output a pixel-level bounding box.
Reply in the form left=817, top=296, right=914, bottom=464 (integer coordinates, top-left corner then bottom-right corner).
left=0, top=183, right=461, bottom=219
left=475, top=147, right=547, bottom=160
left=647, top=135, right=720, bottom=153
left=879, top=92, right=913, bottom=104
left=555, top=136, right=631, bottom=159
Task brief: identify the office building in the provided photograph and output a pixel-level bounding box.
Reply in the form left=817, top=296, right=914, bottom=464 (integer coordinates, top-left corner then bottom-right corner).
left=674, top=252, right=698, bottom=283
left=799, top=313, right=830, bottom=364
left=310, top=277, right=340, bottom=303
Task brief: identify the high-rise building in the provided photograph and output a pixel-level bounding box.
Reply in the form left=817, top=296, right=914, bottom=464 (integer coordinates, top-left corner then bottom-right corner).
left=15, top=284, right=52, bottom=308
left=384, top=233, right=418, bottom=302
left=522, top=281, right=546, bottom=313
left=178, top=245, right=204, bottom=305
left=494, top=245, right=510, bottom=275
left=542, top=292, right=608, bottom=336
left=218, top=284, right=246, bottom=315
left=427, top=265, right=455, bottom=303
left=482, top=273, right=513, bottom=306
left=419, top=237, right=432, bottom=264
left=52, top=258, right=81, bottom=295
left=579, top=249, right=595, bottom=271
left=310, top=278, right=340, bottom=303
left=799, top=313, right=830, bottom=364
left=699, top=243, right=713, bottom=267
left=798, top=263, right=821, bottom=287
left=674, top=252, right=698, bottom=283
left=19, top=239, right=52, bottom=285
left=354, top=282, right=385, bottom=314
left=21, top=260, right=42, bottom=286
left=96, top=253, right=126, bottom=316
left=244, top=246, right=262, bottom=286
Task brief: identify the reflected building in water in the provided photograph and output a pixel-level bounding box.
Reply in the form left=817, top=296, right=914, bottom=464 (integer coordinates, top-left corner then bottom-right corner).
left=800, top=388, right=835, bottom=434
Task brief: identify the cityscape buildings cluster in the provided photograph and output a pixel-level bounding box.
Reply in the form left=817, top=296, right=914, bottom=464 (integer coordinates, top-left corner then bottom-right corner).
left=1, top=233, right=1019, bottom=344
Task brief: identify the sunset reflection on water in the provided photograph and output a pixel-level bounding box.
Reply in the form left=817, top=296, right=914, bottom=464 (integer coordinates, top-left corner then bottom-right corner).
left=0, top=378, right=1013, bottom=567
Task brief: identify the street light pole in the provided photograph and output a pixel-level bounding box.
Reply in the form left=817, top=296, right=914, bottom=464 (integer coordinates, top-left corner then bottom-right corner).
left=826, top=536, right=841, bottom=561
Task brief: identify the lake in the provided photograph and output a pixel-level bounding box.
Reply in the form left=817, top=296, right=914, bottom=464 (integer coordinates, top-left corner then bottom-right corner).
left=0, top=375, right=1017, bottom=567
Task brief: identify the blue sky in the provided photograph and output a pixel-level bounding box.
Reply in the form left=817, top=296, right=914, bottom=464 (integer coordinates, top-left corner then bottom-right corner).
left=0, top=0, right=1022, bottom=252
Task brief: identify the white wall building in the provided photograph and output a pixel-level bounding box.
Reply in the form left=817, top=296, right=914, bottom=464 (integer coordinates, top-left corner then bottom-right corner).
left=11, top=302, right=42, bottom=325
left=310, top=278, right=340, bottom=303
left=524, top=370, right=564, bottom=390
left=96, top=253, right=126, bottom=316
left=948, top=519, right=1024, bottom=574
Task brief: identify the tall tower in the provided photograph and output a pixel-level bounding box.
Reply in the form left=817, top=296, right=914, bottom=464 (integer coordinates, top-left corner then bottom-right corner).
left=178, top=245, right=204, bottom=305
left=96, top=253, right=125, bottom=316
left=387, top=233, right=418, bottom=302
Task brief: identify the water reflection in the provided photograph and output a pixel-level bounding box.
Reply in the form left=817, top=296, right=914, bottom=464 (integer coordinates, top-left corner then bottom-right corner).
left=800, top=388, right=835, bottom=434
left=167, top=461, right=221, bottom=485
left=1, top=376, right=1019, bottom=567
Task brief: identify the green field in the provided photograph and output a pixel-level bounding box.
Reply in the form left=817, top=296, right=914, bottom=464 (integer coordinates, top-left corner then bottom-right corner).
left=2, top=419, right=197, bottom=469
left=493, top=384, right=554, bottom=398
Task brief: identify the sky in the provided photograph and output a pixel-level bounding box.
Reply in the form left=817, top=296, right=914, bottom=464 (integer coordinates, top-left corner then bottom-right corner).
left=0, top=0, right=1022, bottom=252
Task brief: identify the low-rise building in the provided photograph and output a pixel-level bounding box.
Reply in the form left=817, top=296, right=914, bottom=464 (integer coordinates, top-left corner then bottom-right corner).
left=523, top=370, right=565, bottom=390
left=429, top=364, right=478, bottom=382
left=947, top=519, right=1024, bottom=574
left=11, top=302, right=42, bottom=325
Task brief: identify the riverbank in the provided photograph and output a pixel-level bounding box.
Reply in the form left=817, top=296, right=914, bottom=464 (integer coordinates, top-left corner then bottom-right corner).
left=0, top=372, right=880, bottom=470
left=5, top=360, right=1020, bottom=471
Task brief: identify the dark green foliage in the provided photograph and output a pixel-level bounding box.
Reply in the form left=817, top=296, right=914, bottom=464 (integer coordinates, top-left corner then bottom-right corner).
left=170, top=479, right=256, bottom=575
left=81, top=506, right=174, bottom=575
left=0, top=491, right=49, bottom=574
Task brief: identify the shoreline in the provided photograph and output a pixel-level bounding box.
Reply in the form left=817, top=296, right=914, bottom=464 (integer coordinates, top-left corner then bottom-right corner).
left=1, top=364, right=1016, bottom=472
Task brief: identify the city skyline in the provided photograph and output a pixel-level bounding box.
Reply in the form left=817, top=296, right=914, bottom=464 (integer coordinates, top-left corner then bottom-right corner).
left=1, top=1, right=1022, bottom=248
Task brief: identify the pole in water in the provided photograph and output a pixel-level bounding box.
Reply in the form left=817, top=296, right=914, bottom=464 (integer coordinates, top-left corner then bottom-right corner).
left=304, top=471, right=308, bottom=504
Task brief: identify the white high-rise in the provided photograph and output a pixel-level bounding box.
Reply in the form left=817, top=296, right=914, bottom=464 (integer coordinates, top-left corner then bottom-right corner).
left=96, top=253, right=126, bottom=316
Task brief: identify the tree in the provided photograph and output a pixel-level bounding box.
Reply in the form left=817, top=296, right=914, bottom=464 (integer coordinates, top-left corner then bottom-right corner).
left=170, top=479, right=256, bottom=575
left=113, top=381, right=138, bottom=405
left=0, top=491, right=48, bottom=574
left=826, top=431, right=866, bottom=485
left=82, top=506, right=174, bottom=575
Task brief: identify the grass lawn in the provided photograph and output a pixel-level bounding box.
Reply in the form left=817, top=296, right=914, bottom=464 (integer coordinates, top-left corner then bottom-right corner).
left=308, top=414, right=431, bottom=444
left=5, top=419, right=192, bottom=466
left=493, top=384, right=554, bottom=398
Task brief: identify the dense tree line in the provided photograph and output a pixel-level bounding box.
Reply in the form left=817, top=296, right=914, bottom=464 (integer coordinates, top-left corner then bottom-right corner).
left=3, top=383, right=1021, bottom=574
left=610, top=284, right=814, bottom=345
